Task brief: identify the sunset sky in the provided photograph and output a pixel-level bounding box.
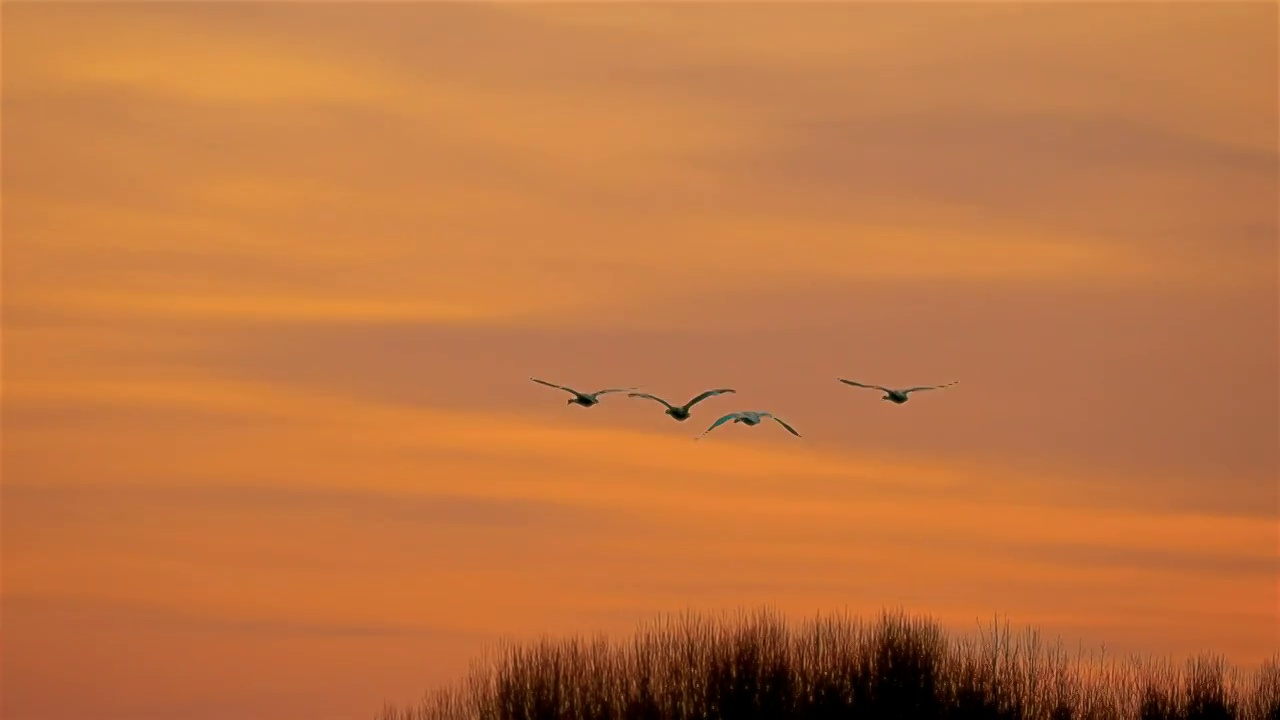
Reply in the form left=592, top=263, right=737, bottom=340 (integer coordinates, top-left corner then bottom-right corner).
left=3, top=2, right=1278, bottom=719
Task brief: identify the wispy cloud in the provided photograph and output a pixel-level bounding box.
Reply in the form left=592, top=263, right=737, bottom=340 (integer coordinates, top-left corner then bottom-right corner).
left=11, top=1, right=1270, bottom=347
left=2, top=594, right=451, bottom=639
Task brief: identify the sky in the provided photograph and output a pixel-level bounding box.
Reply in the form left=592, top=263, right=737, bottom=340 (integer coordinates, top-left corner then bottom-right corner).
left=2, top=2, right=1278, bottom=719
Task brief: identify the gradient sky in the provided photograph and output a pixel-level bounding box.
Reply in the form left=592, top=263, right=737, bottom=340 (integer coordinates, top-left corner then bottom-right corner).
left=3, top=3, right=1278, bottom=719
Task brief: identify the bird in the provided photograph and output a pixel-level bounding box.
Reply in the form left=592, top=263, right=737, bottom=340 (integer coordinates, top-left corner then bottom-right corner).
left=627, top=388, right=736, bottom=421
left=837, top=378, right=958, bottom=404
left=529, top=377, right=638, bottom=407
left=696, top=411, right=801, bottom=440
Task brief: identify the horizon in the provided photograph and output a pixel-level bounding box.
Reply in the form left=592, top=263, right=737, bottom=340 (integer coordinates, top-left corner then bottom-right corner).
left=3, top=3, right=1278, bottom=719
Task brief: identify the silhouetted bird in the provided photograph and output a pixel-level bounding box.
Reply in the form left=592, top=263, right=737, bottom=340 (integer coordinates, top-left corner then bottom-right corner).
left=628, top=388, right=735, bottom=421
left=837, top=378, right=958, bottom=404
left=697, top=411, right=801, bottom=440
left=530, top=377, right=637, bottom=407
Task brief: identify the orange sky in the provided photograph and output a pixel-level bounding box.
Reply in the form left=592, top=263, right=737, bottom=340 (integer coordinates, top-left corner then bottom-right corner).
left=3, top=3, right=1278, bottom=719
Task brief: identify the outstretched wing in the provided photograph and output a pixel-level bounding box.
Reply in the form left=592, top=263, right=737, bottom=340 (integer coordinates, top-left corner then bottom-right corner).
left=592, top=387, right=638, bottom=396
left=696, top=412, right=741, bottom=439
left=628, top=392, right=676, bottom=410
left=902, top=381, right=958, bottom=394
left=838, top=378, right=891, bottom=393
left=684, top=388, right=735, bottom=408
left=770, top=416, right=802, bottom=437
left=530, top=377, right=580, bottom=395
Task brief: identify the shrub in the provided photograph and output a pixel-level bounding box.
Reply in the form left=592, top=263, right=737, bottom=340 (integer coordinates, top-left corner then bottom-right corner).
left=378, top=607, right=1280, bottom=720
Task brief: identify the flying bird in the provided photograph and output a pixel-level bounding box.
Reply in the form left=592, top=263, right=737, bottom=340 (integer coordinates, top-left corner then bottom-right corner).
left=696, top=411, right=801, bottom=440
left=530, top=377, right=637, bottom=407
left=837, top=378, right=958, bottom=404
left=627, top=388, right=736, bottom=421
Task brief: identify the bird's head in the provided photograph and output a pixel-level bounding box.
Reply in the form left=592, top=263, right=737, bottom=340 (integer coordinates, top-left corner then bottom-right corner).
left=566, top=398, right=577, bottom=405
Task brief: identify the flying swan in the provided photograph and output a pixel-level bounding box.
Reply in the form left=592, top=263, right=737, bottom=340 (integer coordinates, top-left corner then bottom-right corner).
left=627, top=388, right=736, bottom=421
left=530, top=377, right=637, bottom=407
left=696, top=411, right=801, bottom=440
left=837, top=378, right=958, bottom=404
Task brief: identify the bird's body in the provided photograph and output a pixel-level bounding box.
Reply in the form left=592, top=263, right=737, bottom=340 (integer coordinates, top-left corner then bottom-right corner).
left=838, top=378, right=958, bottom=404
left=529, top=377, right=637, bottom=407
left=628, top=388, right=735, bottom=421
left=697, top=411, right=801, bottom=439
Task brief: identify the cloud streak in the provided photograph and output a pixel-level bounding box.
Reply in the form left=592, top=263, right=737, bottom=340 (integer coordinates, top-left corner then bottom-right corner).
left=2, top=594, right=449, bottom=639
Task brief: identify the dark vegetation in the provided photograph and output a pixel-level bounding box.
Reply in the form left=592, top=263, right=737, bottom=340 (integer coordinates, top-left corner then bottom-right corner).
left=379, top=607, right=1280, bottom=720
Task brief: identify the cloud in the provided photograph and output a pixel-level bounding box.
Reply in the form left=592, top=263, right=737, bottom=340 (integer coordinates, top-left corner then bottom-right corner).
left=10, top=289, right=529, bottom=326
left=148, top=275, right=1275, bottom=516
left=3, top=481, right=618, bottom=532
left=496, top=3, right=1278, bottom=288
left=14, top=1, right=1269, bottom=341
left=4, top=3, right=417, bottom=108
left=996, top=540, right=1279, bottom=579
left=2, top=593, right=447, bottom=639
left=554, top=2, right=1277, bottom=151
left=719, top=110, right=1275, bottom=263
left=2, top=371, right=939, bottom=500
left=8, top=2, right=1272, bottom=358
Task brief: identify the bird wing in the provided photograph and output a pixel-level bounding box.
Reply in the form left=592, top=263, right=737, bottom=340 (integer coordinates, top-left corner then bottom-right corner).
left=696, top=412, right=741, bottom=439
left=684, top=388, right=735, bottom=408
left=838, top=378, right=891, bottom=393
left=530, top=377, right=581, bottom=396
left=901, top=381, right=958, bottom=394
left=628, top=392, right=676, bottom=410
left=770, top=416, right=802, bottom=437
left=591, top=387, right=639, bottom=396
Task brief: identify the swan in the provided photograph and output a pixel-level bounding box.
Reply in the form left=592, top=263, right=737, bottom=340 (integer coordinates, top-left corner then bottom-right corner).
left=696, top=411, right=801, bottom=440
left=530, top=377, right=637, bottom=407
left=837, top=378, right=958, bottom=404
left=627, top=388, right=735, bottom=421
